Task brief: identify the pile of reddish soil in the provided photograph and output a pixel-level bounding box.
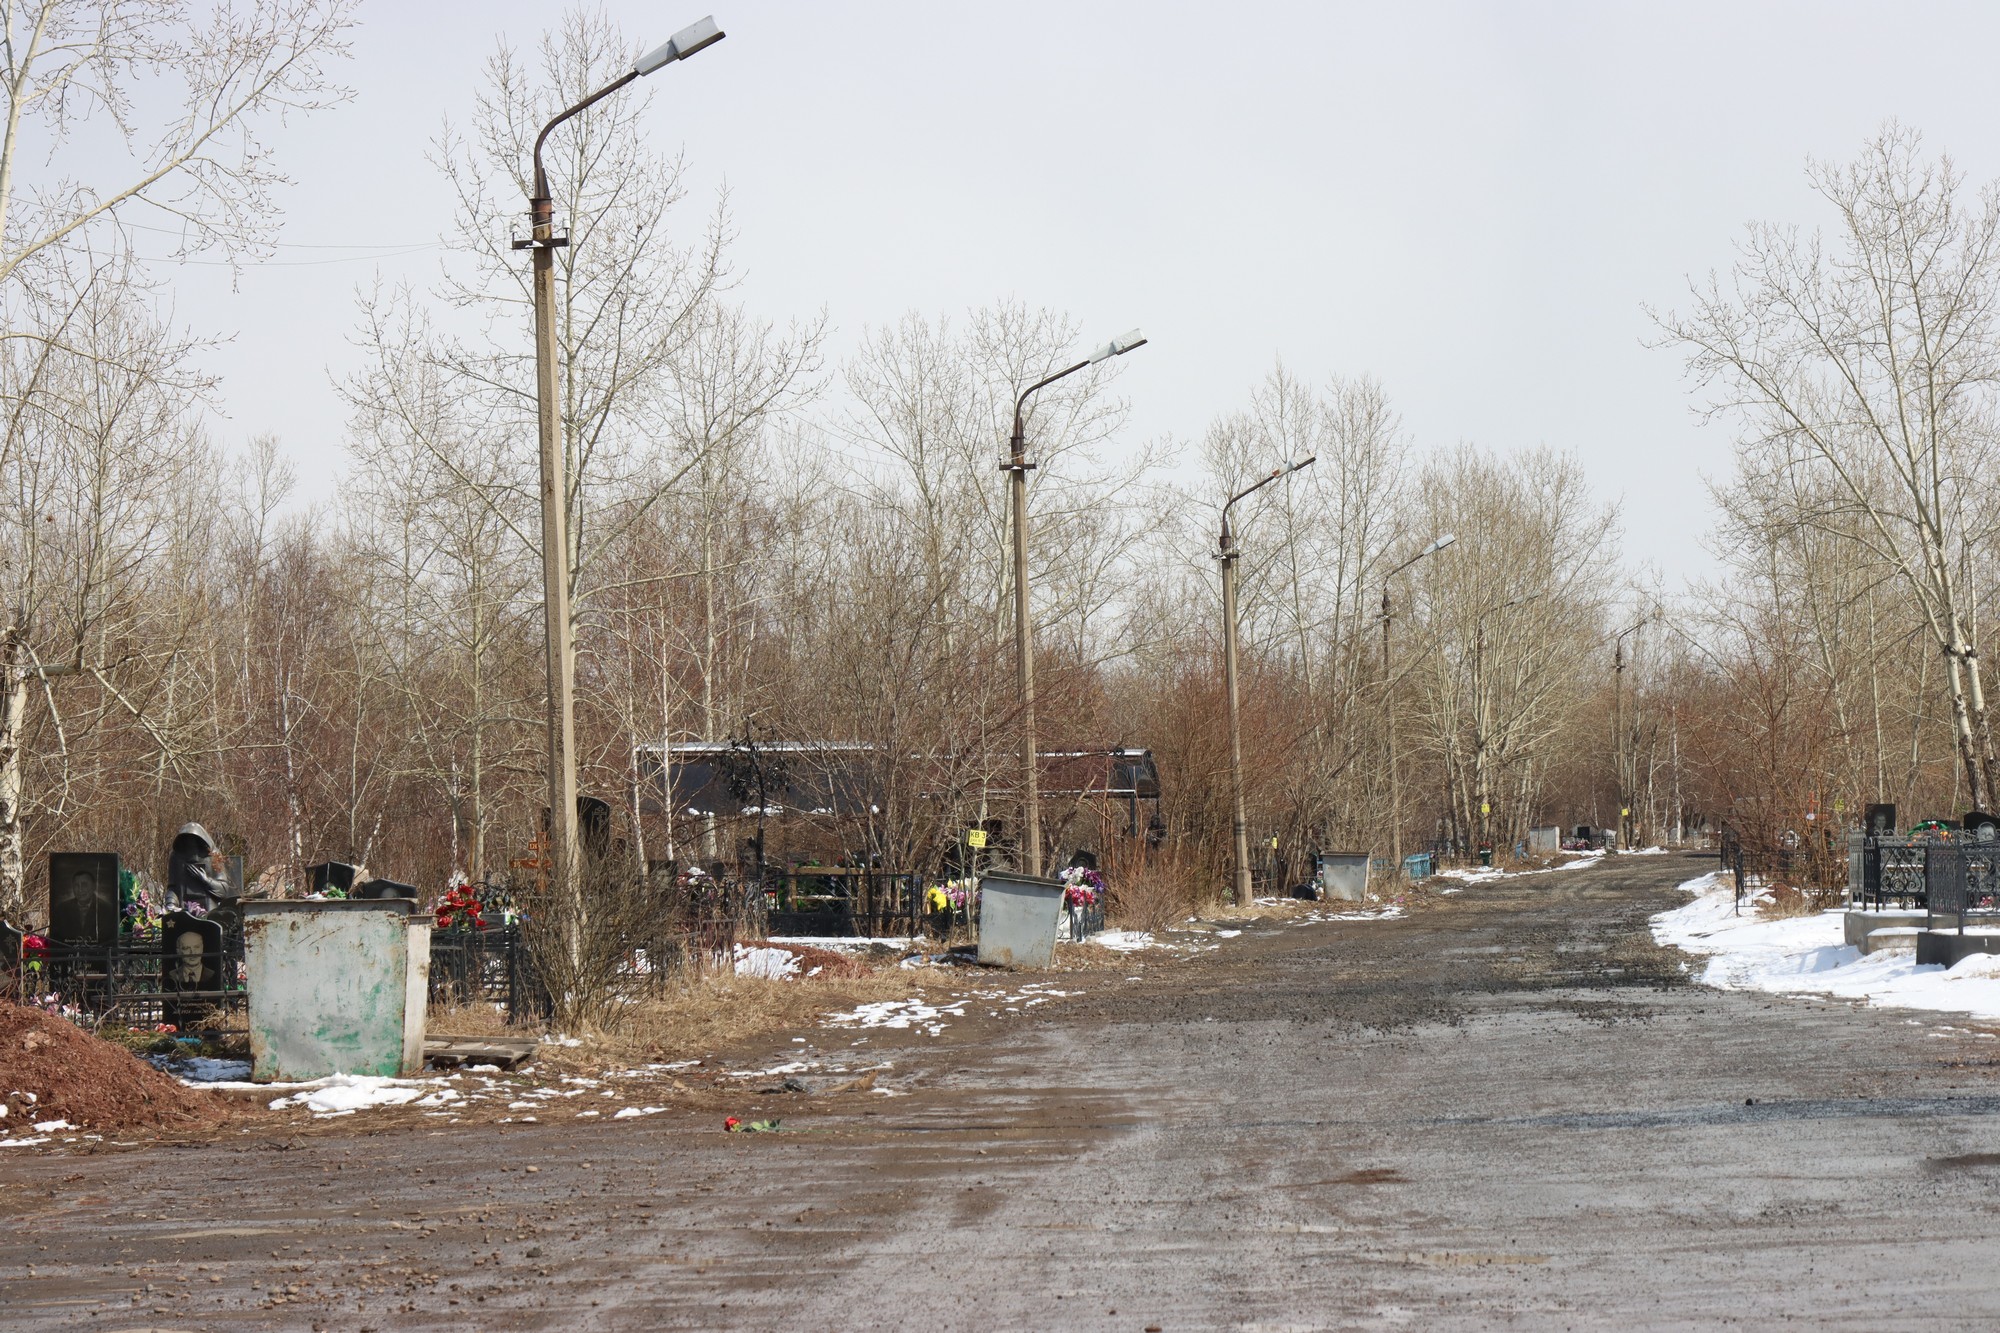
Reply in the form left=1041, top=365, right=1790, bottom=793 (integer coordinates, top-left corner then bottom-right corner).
left=754, top=941, right=871, bottom=979
left=0, top=1001, right=222, bottom=1135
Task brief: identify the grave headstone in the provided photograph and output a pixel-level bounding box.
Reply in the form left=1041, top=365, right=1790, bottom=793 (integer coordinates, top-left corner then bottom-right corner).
left=161, top=909, right=225, bottom=1029
left=305, top=861, right=357, bottom=896
left=48, top=852, right=120, bottom=946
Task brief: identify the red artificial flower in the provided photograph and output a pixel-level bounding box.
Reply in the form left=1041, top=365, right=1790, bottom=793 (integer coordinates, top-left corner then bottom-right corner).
left=724, top=1116, right=741, bottom=1132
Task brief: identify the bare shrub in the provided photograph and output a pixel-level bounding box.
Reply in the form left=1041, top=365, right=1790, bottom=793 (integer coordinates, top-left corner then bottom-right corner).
left=1107, top=850, right=1208, bottom=934
left=1759, top=880, right=1841, bottom=919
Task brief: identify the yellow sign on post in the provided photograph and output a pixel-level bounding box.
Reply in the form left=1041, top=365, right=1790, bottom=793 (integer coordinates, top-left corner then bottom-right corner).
left=966, top=829, right=987, bottom=849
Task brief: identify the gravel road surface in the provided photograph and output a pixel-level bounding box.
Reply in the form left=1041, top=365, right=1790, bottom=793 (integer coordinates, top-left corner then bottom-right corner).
left=6, top=852, right=2000, bottom=1330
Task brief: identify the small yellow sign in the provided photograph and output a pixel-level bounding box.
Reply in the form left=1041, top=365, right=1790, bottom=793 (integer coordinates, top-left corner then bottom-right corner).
left=1269, top=836, right=1279, bottom=849
left=966, top=829, right=988, bottom=849
left=1480, top=802, right=1490, bottom=815
left=1620, top=807, right=1630, bottom=817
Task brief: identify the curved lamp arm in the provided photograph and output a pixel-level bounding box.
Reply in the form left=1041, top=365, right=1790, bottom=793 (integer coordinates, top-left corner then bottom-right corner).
left=530, top=17, right=725, bottom=206
left=1220, top=457, right=1315, bottom=554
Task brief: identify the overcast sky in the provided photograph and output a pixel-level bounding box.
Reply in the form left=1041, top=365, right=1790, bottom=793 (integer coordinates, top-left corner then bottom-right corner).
left=91, top=1, right=2000, bottom=586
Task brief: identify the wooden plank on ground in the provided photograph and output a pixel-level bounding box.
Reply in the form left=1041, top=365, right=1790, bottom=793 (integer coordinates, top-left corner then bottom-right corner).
left=424, top=1036, right=537, bottom=1070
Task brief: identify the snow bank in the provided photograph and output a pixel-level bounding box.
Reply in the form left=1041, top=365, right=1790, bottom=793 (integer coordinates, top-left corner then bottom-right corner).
left=1652, top=872, right=2000, bottom=1020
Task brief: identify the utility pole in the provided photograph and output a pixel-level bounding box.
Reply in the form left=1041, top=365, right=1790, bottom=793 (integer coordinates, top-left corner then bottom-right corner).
left=1220, top=458, right=1315, bottom=907
left=1612, top=614, right=1647, bottom=853
left=1004, top=329, right=1146, bottom=876
left=515, top=18, right=724, bottom=948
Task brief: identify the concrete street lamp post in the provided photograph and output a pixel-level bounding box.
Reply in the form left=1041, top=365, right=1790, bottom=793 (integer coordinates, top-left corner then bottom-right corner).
left=1220, top=457, right=1315, bottom=908
left=1005, top=329, right=1146, bottom=876
left=515, top=17, right=724, bottom=921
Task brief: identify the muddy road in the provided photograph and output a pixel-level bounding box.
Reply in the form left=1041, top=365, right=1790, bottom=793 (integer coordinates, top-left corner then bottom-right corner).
left=7, top=853, right=2000, bottom=1330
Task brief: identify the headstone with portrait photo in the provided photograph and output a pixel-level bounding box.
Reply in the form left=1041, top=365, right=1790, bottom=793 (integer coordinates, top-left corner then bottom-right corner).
left=48, top=852, right=121, bottom=947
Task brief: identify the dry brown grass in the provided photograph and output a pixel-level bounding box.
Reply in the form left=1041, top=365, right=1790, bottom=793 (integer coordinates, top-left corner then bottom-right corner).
left=534, top=967, right=920, bottom=1073
left=1758, top=880, right=1841, bottom=918
left=425, top=998, right=522, bottom=1038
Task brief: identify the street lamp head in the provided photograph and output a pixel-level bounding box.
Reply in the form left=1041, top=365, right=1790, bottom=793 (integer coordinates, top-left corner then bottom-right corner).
left=635, top=16, right=725, bottom=75
left=1283, top=456, right=1317, bottom=474
left=1086, top=328, right=1148, bottom=364
left=1426, top=533, right=1457, bottom=556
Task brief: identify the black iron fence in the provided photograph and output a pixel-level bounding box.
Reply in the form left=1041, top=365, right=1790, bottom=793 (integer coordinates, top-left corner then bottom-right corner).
left=1845, top=833, right=2000, bottom=932
left=428, top=925, right=548, bottom=1021
left=11, top=927, right=247, bottom=1028
left=760, top=866, right=924, bottom=938
left=1921, top=844, right=2000, bottom=933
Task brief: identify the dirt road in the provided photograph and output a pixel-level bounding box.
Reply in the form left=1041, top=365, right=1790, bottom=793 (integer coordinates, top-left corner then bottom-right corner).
left=7, top=853, right=2000, bottom=1330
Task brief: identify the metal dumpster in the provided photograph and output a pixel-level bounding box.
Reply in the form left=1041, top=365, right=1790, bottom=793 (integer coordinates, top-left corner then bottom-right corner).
left=976, top=870, right=1066, bottom=969
left=1315, top=851, right=1370, bottom=902
left=243, top=899, right=431, bottom=1082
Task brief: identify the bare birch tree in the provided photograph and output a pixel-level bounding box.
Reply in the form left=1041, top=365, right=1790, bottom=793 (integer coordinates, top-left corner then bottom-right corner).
left=0, top=0, right=353, bottom=914
left=1660, top=125, right=2000, bottom=808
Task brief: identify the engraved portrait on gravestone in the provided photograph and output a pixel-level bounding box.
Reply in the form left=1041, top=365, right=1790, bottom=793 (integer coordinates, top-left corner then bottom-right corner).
left=171, top=927, right=206, bottom=988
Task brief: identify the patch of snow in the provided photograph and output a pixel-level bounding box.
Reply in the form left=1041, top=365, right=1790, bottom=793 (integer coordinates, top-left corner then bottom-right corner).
left=1093, top=931, right=1156, bottom=952
left=0, top=1136, right=50, bottom=1148
left=726, top=1060, right=809, bottom=1078
left=1310, top=904, right=1406, bottom=922
left=1652, top=871, right=2000, bottom=1020
left=734, top=944, right=801, bottom=980
left=826, top=997, right=968, bottom=1036
left=267, top=1074, right=460, bottom=1117
left=30, top=1119, right=72, bottom=1132
left=612, top=1105, right=665, bottom=1119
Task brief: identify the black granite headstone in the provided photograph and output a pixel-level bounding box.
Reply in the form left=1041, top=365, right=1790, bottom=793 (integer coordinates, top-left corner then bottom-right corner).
left=305, top=861, right=357, bottom=895
left=48, top=852, right=120, bottom=946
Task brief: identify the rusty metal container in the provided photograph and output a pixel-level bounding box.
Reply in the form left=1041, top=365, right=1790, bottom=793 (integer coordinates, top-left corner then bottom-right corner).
left=243, top=900, right=431, bottom=1082
left=975, top=870, right=1066, bottom=969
